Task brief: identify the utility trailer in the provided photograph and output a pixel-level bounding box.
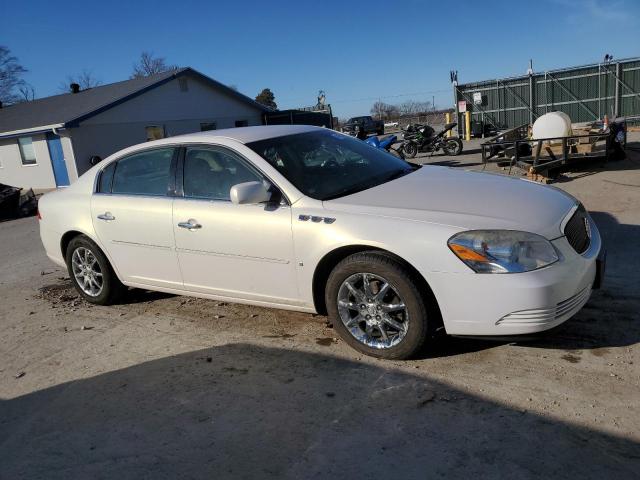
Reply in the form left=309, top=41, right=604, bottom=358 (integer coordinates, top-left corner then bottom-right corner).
left=480, top=121, right=627, bottom=182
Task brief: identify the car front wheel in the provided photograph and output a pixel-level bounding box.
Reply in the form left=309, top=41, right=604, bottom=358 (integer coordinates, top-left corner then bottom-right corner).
left=326, top=252, right=429, bottom=359
left=66, top=235, right=126, bottom=305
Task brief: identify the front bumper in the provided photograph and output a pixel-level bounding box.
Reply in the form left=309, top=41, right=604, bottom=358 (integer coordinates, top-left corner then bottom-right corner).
left=429, top=226, right=601, bottom=336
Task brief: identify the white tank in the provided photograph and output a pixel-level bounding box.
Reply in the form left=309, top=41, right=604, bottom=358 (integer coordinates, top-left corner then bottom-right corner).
left=532, top=111, right=572, bottom=140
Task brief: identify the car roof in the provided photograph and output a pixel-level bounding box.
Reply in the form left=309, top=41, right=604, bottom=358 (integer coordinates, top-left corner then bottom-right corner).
left=161, top=124, right=321, bottom=145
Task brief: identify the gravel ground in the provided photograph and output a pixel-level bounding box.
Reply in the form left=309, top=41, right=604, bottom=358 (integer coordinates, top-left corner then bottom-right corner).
left=1, top=134, right=639, bottom=479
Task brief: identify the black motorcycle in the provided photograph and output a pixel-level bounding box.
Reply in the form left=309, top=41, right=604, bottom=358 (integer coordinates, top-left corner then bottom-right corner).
left=401, top=122, right=463, bottom=158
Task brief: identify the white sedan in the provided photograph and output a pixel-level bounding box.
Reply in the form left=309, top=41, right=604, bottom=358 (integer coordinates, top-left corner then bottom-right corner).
left=39, top=125, right=604, bottom=359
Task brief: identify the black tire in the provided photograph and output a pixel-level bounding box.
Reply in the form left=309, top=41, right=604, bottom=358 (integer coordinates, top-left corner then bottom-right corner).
left=325, top=252, right=429, bottom=359
left=65, top=234, right=126, bottom=305
left=443, top=138, right=463, bottom=156
left=403, top=141, right=418, bottom=159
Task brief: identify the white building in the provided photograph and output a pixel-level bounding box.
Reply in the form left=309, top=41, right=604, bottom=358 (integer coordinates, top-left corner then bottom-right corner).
left=0, top=68, right=268, bottom=190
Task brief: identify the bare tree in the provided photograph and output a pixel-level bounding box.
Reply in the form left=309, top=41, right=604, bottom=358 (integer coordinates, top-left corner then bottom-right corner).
left=399, top=100, right=432, bottom=116
left=370, top=101, right=400, bottom=120
left=17, top=84, right=35, bottom=102
left=131, top=52, right=178, bottom=78
left=0, top=45, right=28, bottom=105
left=59, top=69, right=102, bottom=92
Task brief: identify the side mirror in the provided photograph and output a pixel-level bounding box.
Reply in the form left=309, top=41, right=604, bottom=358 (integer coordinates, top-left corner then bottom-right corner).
left=230, top=181, right=272, bottom=205
left=89, top=155, right=102, bottom=166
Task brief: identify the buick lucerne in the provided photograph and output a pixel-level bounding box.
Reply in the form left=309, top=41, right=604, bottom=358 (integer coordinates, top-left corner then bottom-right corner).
left=39, top=125, right=603, bottom=359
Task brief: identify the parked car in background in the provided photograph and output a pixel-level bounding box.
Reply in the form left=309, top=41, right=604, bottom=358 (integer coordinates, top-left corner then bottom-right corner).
left=342, top=116, right=384, bottom=136
left=39, top=125, right=603, bottom=359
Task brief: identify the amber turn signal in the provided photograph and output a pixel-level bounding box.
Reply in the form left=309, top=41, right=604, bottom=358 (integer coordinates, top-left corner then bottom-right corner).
left=449, top=244, right=488, bottom=263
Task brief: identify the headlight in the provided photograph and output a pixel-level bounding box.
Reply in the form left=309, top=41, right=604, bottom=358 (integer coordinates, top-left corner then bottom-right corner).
left=448, top=230, right=559, bottom=273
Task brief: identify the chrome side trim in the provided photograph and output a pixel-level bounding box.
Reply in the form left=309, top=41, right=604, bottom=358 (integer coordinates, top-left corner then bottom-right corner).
left=111, top=240, right=172, bottom=250
left=175, top=247, right=289, bottom=264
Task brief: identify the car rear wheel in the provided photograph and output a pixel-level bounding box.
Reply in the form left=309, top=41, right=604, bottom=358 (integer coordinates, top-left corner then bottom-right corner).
left=326, top=252, right=429, bottom=359
left=66, top=235, right=126, bottom=305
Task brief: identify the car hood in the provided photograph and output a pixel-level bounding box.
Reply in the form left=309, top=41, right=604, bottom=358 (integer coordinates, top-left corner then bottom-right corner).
left=323, top=166, right=577, bottom=239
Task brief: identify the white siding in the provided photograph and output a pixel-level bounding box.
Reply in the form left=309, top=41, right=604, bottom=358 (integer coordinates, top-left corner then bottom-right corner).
left=0, top=134, right=56, bottom=190
left=70, top=75, right=263, bottom=175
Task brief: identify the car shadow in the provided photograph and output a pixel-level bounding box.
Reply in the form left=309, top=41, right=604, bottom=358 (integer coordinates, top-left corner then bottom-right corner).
left=124, top=288, right=176, bottom=304
left=1, top=343, right=637, bottom=479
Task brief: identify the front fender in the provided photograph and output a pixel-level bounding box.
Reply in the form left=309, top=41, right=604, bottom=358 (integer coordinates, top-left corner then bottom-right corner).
left=293, top=205, right=469, bottom=308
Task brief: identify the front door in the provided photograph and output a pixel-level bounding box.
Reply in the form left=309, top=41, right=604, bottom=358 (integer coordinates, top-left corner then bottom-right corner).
left=91, top=147, right=182, bottom=289
left=172, top=145, right=299, bottom=305
left=45, top=133, right=70, bottom=187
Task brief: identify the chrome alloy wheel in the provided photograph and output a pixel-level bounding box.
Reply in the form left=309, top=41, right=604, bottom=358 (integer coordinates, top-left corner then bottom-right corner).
left=337, top=273, right=409, bottom=349
left=71, top=247, right=103, bottom=297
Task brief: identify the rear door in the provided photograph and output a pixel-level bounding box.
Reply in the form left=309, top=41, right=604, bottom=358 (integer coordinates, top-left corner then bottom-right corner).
left=91, top=147, right=182, bottom=289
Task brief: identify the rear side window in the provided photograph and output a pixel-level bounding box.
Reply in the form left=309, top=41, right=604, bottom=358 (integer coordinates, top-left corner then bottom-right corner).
left=112, top=148, right=174, bottom=196
left=97, top=162, right=116, bottom=193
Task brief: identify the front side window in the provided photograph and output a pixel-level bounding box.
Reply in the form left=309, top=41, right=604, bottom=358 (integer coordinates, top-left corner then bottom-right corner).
left=246, top=130, right=414, bottom=200
left=111, top=148, right=174, bottom=196
left=18, top=137, right=37, bottom=165
left=183, top=146, right=262, bottom=201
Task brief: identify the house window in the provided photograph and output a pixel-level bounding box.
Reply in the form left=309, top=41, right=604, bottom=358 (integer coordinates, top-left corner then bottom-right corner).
left=18, top=137, right=37, bottom=165
left=235, top=120, right=248, bottom=127
left=178, top=77, right=188, bottom=92
left=200, top=122, right=217, bottom=132
left=145, top=125, right=165, bottom=141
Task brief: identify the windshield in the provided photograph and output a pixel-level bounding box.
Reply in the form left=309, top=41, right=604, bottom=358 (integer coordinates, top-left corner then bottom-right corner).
left=246, top=130, right=415, bottom=201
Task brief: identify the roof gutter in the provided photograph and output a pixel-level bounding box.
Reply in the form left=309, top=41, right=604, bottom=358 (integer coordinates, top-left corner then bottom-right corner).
left=0, top=123, right=66, bottom=140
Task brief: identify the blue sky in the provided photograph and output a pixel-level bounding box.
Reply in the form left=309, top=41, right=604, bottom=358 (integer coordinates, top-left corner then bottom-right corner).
left=1, top=0, right=639, bottom=118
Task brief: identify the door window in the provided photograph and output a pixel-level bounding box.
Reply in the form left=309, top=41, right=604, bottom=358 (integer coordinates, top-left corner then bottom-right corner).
left=183, top=146, right=263, bottom=201
left=97, top=161, right=116, bottom=193
left=111, top=148, right=174, bottom=196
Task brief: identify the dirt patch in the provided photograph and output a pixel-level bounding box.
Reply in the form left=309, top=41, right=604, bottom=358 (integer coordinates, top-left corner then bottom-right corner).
left=561, top=353, right=581, bottom=364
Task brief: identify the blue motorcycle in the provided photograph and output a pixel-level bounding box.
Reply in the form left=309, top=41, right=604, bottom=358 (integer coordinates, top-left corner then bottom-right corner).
left=365, top=134, right=405, bottom=160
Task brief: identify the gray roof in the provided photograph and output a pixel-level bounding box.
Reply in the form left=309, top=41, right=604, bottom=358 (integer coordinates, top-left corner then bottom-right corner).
left=0, top=67, right=268, bottom=135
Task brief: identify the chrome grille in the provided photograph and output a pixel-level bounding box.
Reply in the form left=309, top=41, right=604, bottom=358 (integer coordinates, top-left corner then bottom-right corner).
left=497, top=287, right=592, bottom=327
left=564, top=205, right=591, bottom=254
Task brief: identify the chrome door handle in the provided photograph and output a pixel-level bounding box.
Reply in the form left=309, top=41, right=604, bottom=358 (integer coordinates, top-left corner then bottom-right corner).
left=178, top=219, right=202, bottom=230
left=97, top=212, right=115, bottom=221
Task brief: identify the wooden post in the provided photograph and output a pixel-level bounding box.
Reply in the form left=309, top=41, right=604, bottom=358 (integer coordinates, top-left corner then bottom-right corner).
left=465, top=111, right=471, bottom=142
left=445, top=112, right=452, bottom=137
